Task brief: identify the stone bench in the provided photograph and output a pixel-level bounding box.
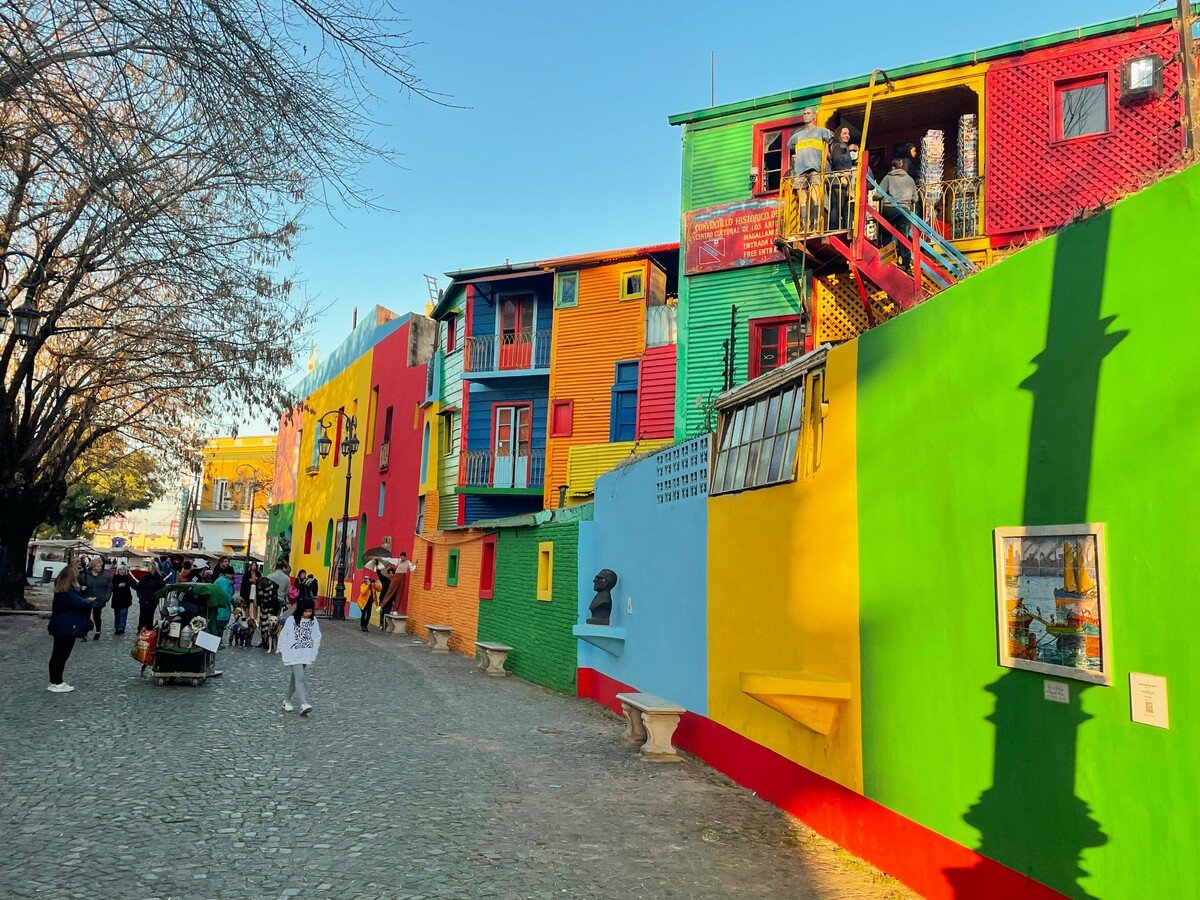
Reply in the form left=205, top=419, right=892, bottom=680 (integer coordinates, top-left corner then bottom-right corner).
left=474, top=641, right=513, bottom=677
left=615, top=692, right=686, bottom=763
left=383, top=613, right=408, bottom=635
left=425, top=624, right=452, bottom=653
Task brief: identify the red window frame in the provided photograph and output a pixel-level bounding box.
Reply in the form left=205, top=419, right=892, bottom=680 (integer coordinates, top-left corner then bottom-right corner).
left=488, top=401, right=534, bottom=483
left=479, top=535, right=497, bottom=600
left=550, top=399, right=574, bottom=438
left=1053, top=73, right=1109, bottom=143
left=423, top=543, right=434, bottom=590
left=751, top=115, right=808, bottom=197
left=748, top=315, right=803, bottom=380
left=446, top=316, right=457, bottom=353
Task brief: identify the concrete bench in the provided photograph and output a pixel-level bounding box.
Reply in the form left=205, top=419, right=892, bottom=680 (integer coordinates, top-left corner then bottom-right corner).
left=474, top=641, right=513, bottom=677
left=425, top=624, right=452, bottom=653
left=383, top=613, right=408, bottom=635
left=615, top=692, right=686, bottom=763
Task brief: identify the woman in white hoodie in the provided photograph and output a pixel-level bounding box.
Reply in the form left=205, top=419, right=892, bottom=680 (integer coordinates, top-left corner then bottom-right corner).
left=279, top=597, right=321, bottom=716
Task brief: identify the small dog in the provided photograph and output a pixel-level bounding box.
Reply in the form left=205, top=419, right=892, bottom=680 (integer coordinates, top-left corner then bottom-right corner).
left=230, top=609, right=256, bottom=648
left=261, top=614, right=280, bottom=653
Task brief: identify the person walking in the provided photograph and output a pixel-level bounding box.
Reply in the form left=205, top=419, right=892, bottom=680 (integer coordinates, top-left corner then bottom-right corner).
left=258, top=562, right=287, bottom=648
left=79, top=558, right=113, bottom=641
left=280, top=598, right=321, bottom=717
left=134, top=560, right=164, bottom=632
left=357, top=570, right=380, bottom=633
left=47, top=566, right=92, bottom=692
left=110, top=564, right=135, bottom=636
left=872, top=158, right=919, bottom=272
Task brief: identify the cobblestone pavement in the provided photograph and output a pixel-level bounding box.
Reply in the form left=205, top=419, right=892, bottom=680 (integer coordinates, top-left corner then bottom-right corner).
left=0, top=614, right=913, bottom=899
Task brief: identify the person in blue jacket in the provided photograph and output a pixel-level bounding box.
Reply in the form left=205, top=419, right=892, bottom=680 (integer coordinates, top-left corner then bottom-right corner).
left=47, top=566, right=92, bottom=693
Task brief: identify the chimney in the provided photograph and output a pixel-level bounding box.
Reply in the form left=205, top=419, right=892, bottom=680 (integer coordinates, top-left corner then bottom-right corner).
left=351, top=305, right=358, bottom=329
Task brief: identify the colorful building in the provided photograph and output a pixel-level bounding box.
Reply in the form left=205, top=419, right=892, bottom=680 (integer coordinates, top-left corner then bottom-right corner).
left=192, top=435, right=276, bottom=557
left=669, top=8, right=1190, bottom=440
left=538, top=244, right=679, bottom=509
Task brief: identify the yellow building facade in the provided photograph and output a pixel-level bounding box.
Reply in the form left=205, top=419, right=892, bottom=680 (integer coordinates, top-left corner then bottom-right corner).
left=193, top=435, right=277, bottom=556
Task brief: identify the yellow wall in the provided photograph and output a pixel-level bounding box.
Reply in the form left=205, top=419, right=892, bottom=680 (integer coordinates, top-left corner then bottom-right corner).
left=564, top=439, right=672, bottom=501
left=545, top=261, right=648, bottom=507
left=200, top=436, right=277, bottom=508
left=290, top=353, right=373, bottom=582
left=706, top=343, right=863, bottom=792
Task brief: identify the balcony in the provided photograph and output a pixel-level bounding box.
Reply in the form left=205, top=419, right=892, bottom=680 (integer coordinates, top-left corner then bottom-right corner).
left=459, top=448, right=545, bottom=493
left=379, top=441, right=390, bottom=472
left=464, top=330, right=551, bottom=377
left=919, top=177, right=984, bottom=241
left=776, top=170, right=858, bottom=245
left=645, top=305, right=677, bottom=348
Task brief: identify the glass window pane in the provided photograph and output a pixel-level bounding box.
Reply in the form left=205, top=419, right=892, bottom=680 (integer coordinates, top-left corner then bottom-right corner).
left=790, top=388, right=806, bottom=429
left=781, top=428, right=801, bottom=476
left=768, top=431, right=788, bottom=480
left=712, top=448, right=729, bottom=490
left=751, top=399, right=768, bottom=441
left=1060, top=81, right=1107, bottom=139
left=784, top=324, right=802, bottom=363
left=731, top=444, right=748, bottom=489
left=776, top=388, right=795, bottom=434
left=756, top=436, right=775, bottom=483
left=718, top=415, right=735, bottom=452
left=764, top=393, right=782, bottom=438
left=730, top=407, right=747, bottom=447
left=744, top=440, right=762, bottom=487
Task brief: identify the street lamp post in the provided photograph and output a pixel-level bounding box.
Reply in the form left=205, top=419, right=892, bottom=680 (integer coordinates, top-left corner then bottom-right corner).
left=0, top=250, right=47, bottom=342
left=316, top=410, right=360, bottom=620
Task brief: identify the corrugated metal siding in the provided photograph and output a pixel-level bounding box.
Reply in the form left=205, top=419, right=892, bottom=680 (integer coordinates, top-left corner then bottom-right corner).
left=464, top=493, right=541, bottom=525
left=675, top=263, right=800, bottom=440
left=544, top=261, right=646, bottom=507
left=438, top=312, right=464, bottom=530
left=636, top=344, right=676, bottom=439
left=683, top=120, right=756, bottom=211
left=565, top=439, right=672, bottom=497
left=466, top=384, right=548, bottom=453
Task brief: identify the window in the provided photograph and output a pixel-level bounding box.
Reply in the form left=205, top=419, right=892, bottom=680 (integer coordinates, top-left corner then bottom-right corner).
left=415, top=496, right=425, bottom=534
left=752, top=116, right=811, bottom=195
left=324, top=519, right=334, bottom=566
left=610, top=362, right=639, bottom=442
left=377, top=482, right=386, bottom=517
left=619, top=267, right=645, bottom=301
left=536, top=541, right=553, bottom=601
left=479, top=535, right=497, bottom=599
left=550, top=399, right=574, bottom=438
left=211, top=478, right=229, bottom=510
left=420, top=422, right=431, bottom=482
left=382, top=406, right=393, bottom=444
left=446, top=549, right=460, bottom=587
left=711, top=379, right=806, bottom=495
left=423, top=544, right=434, bottom=590
left=439, top=412, right=454, bottom=457
left=303, top=522, right=313, bottom=554
left=367, top=385, right=379, bottom=452
left=554, top=271, right=579, bottom=309
left=357, top=514, right=367, bottom=568
left=749, top=316, right=803, bottom=379
left=1056, top=75, right=1108, bottom=140
left=446, top=316, right=458, bottom=353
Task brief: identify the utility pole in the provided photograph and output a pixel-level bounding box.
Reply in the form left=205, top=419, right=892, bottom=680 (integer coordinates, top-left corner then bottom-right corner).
left=1180, top=0, right=1200, bottom=159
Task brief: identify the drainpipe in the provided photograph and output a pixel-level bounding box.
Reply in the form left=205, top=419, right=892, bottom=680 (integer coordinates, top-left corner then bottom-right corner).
left=558, top=484, right=568, bottom=509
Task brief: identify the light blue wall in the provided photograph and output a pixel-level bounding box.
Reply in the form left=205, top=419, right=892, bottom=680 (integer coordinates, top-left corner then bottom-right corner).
left=577, top=441, right=708, bottom=714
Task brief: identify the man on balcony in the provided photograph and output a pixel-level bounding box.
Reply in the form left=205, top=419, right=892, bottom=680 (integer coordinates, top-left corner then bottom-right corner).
left=786, top=108, right=832, bottom=233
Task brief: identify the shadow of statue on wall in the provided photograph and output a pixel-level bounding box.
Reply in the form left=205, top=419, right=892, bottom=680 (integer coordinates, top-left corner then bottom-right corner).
left=945, top=210, right=1126, bottom=898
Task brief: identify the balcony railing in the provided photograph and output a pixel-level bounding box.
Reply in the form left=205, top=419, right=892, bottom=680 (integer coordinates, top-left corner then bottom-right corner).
left=919, top=177, right=984, bottom=241
left=646, top=305, right=677, bottom=348
left=379, top=441, right=390, bottom=472
left=460, top=447, right=545, bottom=489
left=464, top=330, right=551, bottom=374
left=777, top=170, right=857, bottom=242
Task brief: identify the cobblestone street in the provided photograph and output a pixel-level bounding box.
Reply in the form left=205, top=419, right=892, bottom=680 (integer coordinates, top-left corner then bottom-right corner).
left=0, top=614, right=910, bottom=899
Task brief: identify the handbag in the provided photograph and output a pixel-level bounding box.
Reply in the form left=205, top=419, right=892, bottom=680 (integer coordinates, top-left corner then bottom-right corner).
left=130, top=627, right=158, bottom=665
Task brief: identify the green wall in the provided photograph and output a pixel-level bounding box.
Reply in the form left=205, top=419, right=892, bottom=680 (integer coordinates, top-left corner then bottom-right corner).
left=266, top=502, right=294, bottom=569
left=675, top=118, right=806, bottom=440
left=477, top=517, right=584, bottom=693
left=856, top=164, right=1200, bottom=898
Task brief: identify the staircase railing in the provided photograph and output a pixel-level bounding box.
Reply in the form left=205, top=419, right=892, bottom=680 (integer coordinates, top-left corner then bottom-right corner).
left=865, top=174, right=978, bottom=283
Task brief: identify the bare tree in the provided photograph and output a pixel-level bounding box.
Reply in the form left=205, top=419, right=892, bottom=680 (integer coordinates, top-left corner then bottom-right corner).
left=0, top=1, right=434, bottom=606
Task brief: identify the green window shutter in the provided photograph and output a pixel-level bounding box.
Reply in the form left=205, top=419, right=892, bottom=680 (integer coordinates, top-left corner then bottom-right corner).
left=447, top=549, right=460, bottom=587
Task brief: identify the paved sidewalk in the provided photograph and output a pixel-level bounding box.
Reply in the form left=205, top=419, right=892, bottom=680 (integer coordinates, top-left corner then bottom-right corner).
left=0, top=616, right=912, bottom=899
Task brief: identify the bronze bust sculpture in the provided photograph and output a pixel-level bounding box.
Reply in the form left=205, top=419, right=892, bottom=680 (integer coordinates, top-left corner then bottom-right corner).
left=587, top=568, right=618, bottom=625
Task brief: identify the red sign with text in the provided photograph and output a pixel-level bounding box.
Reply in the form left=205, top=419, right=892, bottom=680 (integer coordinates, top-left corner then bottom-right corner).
left=683, top=199, right=783, bottom=275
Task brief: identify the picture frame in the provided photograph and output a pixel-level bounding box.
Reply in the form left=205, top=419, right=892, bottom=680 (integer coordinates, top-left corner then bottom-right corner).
left=992, top=523, right=1111, bottom=686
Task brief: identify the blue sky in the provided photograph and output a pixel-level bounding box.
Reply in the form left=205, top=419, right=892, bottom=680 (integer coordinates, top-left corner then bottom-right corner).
left=284, top=0, right=1150, bottom=384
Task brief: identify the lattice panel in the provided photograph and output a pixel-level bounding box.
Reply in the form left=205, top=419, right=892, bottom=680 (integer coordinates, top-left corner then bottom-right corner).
left=986, top=27, right=1183, bottom=238
left=655, top=436, right=710, bottom=505
left=813, top=273, right=897, bottom=343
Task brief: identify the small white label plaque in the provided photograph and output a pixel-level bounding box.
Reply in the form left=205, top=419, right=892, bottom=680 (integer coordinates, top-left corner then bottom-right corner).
left=1129, top=673, right=1169, bottom=729
left=1044, top=680, right=1070, bottom=704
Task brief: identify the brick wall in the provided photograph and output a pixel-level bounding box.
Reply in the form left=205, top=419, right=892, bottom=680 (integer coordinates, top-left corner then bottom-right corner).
left=406, top=527, right=485, bottom=656
left=477, top=519, right=580, bottom=692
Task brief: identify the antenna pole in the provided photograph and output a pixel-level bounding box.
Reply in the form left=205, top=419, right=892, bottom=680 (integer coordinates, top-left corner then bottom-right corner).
left=710, top=51, right=715, bottom=106
left=1179, top=0, right=1200, bottom=159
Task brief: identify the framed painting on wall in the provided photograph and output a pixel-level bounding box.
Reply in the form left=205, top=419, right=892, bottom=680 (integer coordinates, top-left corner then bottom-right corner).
left=993, top=524, right=1111, bottom=685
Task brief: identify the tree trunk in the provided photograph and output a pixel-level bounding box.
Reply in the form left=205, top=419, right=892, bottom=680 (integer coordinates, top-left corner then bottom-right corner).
left=0, top=518, right=37, bottom=609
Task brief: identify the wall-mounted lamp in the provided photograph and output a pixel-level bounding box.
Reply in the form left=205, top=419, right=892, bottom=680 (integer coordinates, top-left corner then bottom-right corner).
left=1121, top=55, right=1163, bottom=101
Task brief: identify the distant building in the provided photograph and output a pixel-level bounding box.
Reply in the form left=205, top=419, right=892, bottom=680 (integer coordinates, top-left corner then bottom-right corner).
left=192, top=434, right=276, bottom=557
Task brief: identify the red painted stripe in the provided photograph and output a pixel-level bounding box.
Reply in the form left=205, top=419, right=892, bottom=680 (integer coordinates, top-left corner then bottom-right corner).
left=577, top=667, right=1064, bottom=900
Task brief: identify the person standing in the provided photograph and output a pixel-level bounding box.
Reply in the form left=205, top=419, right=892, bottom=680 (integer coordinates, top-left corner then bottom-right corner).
left=47, top=566, right=92, bottom=692
left=213, top=566, right=234, bottom=645
left=377, top=563, right=401, bottom=631
left=827, top=126, right=856, bottom=231
left=280, top=598, right=321, bottom=717
left=786, top=107, right=833, bottom=233
left=358, top=570, right=380, bottom=633
left=393, top=552, right=417, bottom=615
left=110, top=564, right=135, bottom=636
left=78, top=558, right=113, bottom=641
left=240, top=562, right=261, bottom=609
left=872, top=158, right=919, bottom=271
left=135, top=560, right=164, bottom=632
left=259, top=561, right=288, bottom=648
